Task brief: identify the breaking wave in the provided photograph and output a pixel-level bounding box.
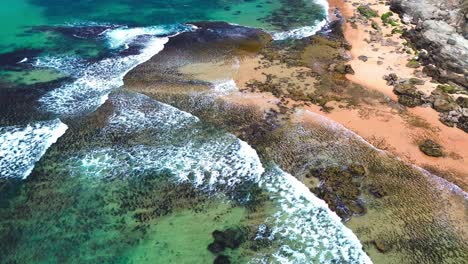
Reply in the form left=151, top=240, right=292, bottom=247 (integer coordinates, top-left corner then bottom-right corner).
left=0, top=119, right=67, bottom=179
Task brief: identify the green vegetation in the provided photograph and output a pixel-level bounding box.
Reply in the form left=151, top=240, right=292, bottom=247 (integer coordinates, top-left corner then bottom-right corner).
left=406, top=59, right=420, bottom=68
left=437, top=84, right=457, bottom=94
left=381, top=12, right=399, bottom=26
left=371, top=20, right=380, bottom=30
left=357, top=5, right=378, bottom=19
left=391, top=27, right=404, bottom=34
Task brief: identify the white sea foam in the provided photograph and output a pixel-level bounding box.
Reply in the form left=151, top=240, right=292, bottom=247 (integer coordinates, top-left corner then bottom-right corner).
left=0, top=119, right=68, bottom=179
left=272, top=19, right=328, bottom=40
left=37, top=25, right=193, bottom=116
left=38, top=36, right=169, bottom=116
left=253, top=166, right=372, bottom=263
left=103, top=92, right=198, bottom=134
left=105, top=24, right=191, bottom=48
left=64, top=92, right=263, bottom=191
left=272, top=0, right=329, bottom=40
left=212, top=79, right=238, bottom=94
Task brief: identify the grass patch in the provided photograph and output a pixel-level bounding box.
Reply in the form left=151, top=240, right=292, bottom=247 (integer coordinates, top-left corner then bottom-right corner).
left=381, top=12, right=399, bottom=26
left=357, top=5, right=378, bottom=19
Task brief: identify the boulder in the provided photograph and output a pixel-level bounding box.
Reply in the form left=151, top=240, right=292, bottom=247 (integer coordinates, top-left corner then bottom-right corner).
left=457, top=116, right=468, bottom=133
left=393, top=83, right=423, bottom=107
left=384, top=73, right=399, bottom=85
left=419, top=139, right=444, bottom=157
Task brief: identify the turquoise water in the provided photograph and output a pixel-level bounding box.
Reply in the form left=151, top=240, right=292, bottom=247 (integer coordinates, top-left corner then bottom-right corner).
left=0, top=1, right=372, bottom=263
left=0, top=0, right=326, bottom=54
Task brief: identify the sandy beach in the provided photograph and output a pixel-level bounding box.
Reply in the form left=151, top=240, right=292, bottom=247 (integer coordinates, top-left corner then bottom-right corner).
left=225, top=0, right=468, bottom=190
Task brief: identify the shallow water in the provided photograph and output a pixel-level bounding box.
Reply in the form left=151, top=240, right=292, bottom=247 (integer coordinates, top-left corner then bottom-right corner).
left=0, top=91, right=370, bottom=263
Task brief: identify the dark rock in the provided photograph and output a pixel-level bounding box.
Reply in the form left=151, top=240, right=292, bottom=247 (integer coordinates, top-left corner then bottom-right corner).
left=214, top=255, right=231, bottom=264
left=456, top=97, right=468, bottom=108
left=212, top=227, right=247, bottom=249
left=358, top=55, right=368, bottom=62
left=0, top=49, right=42, bottom=70
left=447, top=38, right=456, bottom=45
left=422, top=65, right=443, bottom=80
left=457, top=116, right=468, bottom=133
left=393, top=84, right=423, bottom=107
left=419, top=139, right=444, bottom=157
left=383, top=73, right=399, bottom=85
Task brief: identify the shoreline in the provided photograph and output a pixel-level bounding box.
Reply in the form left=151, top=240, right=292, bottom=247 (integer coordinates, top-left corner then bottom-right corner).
left=328, top=0, right=468, bottom=190
left=229, top=0, right=468, bottom=190
left=123, top=17, right=468, bottom=262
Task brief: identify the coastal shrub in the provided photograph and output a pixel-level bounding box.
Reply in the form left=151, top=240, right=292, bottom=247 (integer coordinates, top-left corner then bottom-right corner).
left=406, top=59, right=420, bottom=68
left=371, top=20, right=380, bottom=30
left=391, top=27, right=403, bottom=35
left=357, top=5, right=378, bottom=19
left=381, top=12, right=399, bottom=26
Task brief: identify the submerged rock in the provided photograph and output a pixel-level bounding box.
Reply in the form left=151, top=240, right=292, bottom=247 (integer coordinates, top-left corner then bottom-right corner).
left=214, top=255, right=230, bottom=264
left=207, top=226, right=248, bottom=256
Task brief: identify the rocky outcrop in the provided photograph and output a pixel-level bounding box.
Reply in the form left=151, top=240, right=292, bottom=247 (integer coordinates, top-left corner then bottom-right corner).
left=393, top=83, right=424, bottom=107
left=390, top=0, right=468, bottom=89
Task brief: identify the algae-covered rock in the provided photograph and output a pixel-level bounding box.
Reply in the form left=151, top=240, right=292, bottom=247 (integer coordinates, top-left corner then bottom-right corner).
left=419, top=139, right=444, bottom=157
left=409, top=78, right=425, bottom=85
left=334, top=64, right=355, bottom=75
left=437, top=84, right=457, bottom=94
left=349, top=163, right=366, bottom=176
left=393, top=83, right=423, bottom=107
